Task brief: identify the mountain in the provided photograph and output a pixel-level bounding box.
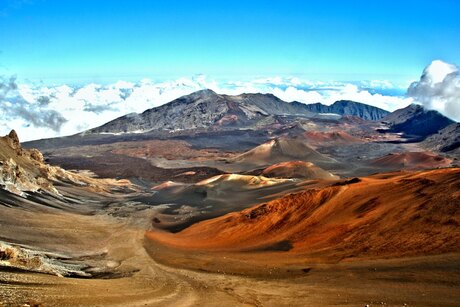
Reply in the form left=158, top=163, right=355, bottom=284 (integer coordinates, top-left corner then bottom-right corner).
left=88, top=89, right=315, bottom=134
left=88, top=90, right=391, bottom=135
left=422, top=123, right=460, bottom=154
left=302, top=100, right=390, bottom=120
left=382, top=104, right=454, bottom=138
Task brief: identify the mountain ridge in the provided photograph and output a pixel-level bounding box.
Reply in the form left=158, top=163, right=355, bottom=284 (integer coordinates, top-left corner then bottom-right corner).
left=89, top=89, right=314, bottom=134
left=302, top=100, right=390, bottom=120
left=88, top=90, right=390, bottom=134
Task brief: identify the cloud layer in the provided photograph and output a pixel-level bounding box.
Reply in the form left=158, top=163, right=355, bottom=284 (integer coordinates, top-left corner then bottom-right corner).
left=408, top=60, right=460, bottom=122
left=0, top=76, right=67, bottom=136
left=1, top=74, right=415, bottom=141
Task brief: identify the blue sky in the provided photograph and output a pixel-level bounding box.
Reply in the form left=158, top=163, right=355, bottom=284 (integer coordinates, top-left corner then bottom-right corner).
left=1, top=0, right=459, bottom=84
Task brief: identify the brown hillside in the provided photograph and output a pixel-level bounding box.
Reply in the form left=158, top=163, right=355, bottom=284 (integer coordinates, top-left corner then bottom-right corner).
left=371, top=152, right=452, bottom=170
left=261, top=161, right=339, bottom=180
left=147, top=168, right=460, bottom=261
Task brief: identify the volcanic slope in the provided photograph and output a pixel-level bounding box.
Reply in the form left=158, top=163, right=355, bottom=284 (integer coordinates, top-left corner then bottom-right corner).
left=371, top=152, right=452, bottom=170
left=144, top=173, right=309, bottom=233
left=382, top=104, right=454, bottom=138
left=88, top=89, right=316, bottom=134
left=423, top=123, right=460, bottom=156
left=250, top=161, right=339, bottom=180
left=147, top=168, right=460, bottom=262
left=230, top=137, right=337, bottom=170
left=303, top=130, right=363, bottom=146
left=86, top=90, right=396, bottom=135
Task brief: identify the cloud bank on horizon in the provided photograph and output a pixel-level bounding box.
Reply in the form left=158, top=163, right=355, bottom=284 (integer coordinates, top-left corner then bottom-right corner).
left=408, top=60, right=460, bottom=123
left=0, top=60, right=458, bottom=141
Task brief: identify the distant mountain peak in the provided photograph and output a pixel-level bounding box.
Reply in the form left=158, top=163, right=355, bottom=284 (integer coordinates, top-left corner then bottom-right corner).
left=86, top=90, right=391, bottom=135
left=173, top=89, right=221, bottom=105
left=88, top=90, right=316, bottom=134
left=189, top=88, right=219, bottom=98
left=240, top=92, right=279, bottom=99
left=383, top=104, right=454, bottom=138
left=302, top=100, right=390, bottom=120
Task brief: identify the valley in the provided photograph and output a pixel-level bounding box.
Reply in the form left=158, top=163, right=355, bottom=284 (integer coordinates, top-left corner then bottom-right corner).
left=1, top=90, right=459, bottom=306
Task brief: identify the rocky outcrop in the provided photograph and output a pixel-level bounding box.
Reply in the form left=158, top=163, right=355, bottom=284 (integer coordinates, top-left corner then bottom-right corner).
left=0, top=130, right=125, bottom=197
left=0, top=157, right=59, bottom=197
left=0, top=130, right=59, bottom=196
left=422, top=123, right=460, bottom=154
left=7, top=130, right=21, bottom=150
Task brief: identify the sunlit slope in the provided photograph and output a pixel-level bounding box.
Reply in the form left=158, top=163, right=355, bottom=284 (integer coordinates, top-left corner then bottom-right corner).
left=148, top=168, right=460, bottom=260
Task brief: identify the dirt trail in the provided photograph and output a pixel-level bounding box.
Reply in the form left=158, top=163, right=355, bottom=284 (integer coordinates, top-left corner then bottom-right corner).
left=0, top=205, right=246, bottom=306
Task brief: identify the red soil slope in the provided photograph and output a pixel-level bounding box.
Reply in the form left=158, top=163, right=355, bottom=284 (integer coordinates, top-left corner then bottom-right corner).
left=303, top=130, right=362, bottom=145
left=261, top=161, right=338, bottom=180
left=147, top=168, right=460, bottom=261
left=232, top=137, right=335, bottom=166
left=372, top=152, right=452, bottom=170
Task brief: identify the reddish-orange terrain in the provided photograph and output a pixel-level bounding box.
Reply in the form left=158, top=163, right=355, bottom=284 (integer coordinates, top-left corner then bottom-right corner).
left=260, top=160, right=338, bottom=180
left=303, top=130, right=362, bottom=145
left=372, top=151, right=452, bottom=170
left=147, top=168, right=460, bottom=263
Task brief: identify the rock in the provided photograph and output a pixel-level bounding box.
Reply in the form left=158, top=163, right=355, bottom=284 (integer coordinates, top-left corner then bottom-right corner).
left=6, top=129, right=23, bottom=155
left=8, top=129, right=20, bottom=147
left=29, top=148, right=45, bottom=163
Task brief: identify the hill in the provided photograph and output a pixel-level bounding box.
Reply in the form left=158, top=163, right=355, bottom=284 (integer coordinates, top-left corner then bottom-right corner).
left=258, top=161, right=339, bottom=180
left=231, top=137, right=336, bottom=167
left=371, top=152, right=452, bottom=170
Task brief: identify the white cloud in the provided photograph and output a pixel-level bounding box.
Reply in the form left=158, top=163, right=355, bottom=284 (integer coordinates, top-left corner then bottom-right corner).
left=368, top=80, right=394, bottom=89
left=1, top=74, right=414, bottom=141
left=271, top=86, right=325, bottom=103
left=407, top=60, right=460, bottom=122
